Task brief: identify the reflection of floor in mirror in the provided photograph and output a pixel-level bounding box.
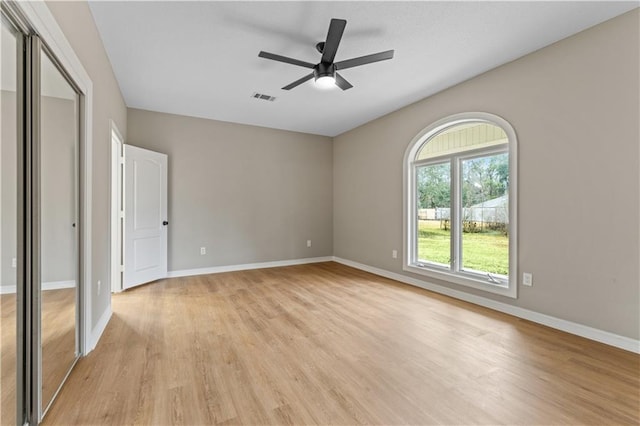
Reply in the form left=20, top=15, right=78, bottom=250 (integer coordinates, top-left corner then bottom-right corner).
left=1, top=287, right=76, bottom=424
left=41, top=287, right=77, bottom=412
left=1, top=292, right=17, bottom=426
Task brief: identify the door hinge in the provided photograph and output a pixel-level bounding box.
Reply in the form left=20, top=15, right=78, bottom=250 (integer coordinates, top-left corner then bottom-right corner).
left=120, top=265, right=124, bottom=272
left=119, top=210, right=124, bottom=219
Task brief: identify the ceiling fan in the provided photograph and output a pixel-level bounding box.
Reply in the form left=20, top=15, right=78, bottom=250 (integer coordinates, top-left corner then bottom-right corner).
left=258, top=18, right=394, bottom=91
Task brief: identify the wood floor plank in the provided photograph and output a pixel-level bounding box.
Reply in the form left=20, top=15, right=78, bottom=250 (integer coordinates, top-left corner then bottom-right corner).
left=41, top=262, right=639, bottom=425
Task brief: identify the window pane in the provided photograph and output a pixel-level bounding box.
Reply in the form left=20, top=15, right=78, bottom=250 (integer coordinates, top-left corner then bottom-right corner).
left=460, top=153, right=509, bottom=277
left=417, top=122, right=507, bottom=160
left=416, top=162, right=450, bottom=266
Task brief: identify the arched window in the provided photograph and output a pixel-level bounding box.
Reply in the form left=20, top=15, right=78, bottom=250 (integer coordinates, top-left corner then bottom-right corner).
left=403, top=113, right=518, bottom=298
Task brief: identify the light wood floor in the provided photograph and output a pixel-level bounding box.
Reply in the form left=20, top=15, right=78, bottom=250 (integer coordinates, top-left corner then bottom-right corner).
left=1, top=287, right=76, bottom=425
left=43, top=262, right=638, bottom=425
left=41, top=287, right=77, bottom=409
left=0, top=292, right=18, bottom=426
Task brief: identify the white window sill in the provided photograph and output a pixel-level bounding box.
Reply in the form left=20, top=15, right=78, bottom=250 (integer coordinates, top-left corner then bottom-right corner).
left=403, top=263, right=517, bottom=298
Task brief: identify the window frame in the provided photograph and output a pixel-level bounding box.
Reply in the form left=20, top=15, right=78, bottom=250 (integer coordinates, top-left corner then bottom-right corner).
left=403, top=112, right=518, bottom=298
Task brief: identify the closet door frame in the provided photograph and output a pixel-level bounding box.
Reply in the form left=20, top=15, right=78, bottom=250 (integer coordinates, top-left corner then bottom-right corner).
left=4, top=0, right=94, bottom=354
left=1, top=9, right=29, bottom=425
left=2, top=1, right=95, bottom=424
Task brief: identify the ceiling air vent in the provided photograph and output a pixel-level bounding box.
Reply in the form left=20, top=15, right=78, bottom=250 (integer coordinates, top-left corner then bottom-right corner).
left=251, top=92, right=276, bottom=102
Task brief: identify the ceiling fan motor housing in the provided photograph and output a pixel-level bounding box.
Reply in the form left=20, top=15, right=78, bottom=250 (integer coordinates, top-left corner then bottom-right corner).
left=314, top=62, right=336, bottom=80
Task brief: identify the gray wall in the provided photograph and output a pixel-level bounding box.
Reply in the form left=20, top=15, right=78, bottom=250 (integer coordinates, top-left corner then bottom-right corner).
left=46, top=1, right=127, bottom=330
left=40, top=97, right=78, bottom=283
left=1, top=93, right=76, bottom=288
left=1, top=91, right=17, bottom=289
left=333, top=10, right=639, bottom=340
left=127, top=108, right=333, bottom=272
left=40, top=96, right=77, bottom=284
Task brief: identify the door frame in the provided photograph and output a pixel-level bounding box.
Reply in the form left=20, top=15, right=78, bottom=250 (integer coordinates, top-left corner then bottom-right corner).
left=110, top=121, right=124, bottom=293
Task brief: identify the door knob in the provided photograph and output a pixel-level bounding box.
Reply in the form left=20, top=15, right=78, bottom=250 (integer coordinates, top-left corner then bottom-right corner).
left=162, top=221, right=169, bottom=226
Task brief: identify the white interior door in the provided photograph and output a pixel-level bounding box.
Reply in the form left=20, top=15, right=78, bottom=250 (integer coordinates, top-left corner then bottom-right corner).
left=123, top=144, right=168, bottom=289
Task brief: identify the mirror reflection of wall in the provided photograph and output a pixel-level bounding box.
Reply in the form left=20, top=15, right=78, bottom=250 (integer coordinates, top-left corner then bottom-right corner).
left=39, top=51, right=80, bottom=414
left=1, top=18, right=18, bottom=426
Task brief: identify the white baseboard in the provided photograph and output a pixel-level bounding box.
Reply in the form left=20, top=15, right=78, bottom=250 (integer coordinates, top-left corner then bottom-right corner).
left=0, top=285, right=16, bottom=295
left=43, top=280, right=76, bottom=291
left=0, top=280, right=76, bottom=295
left=332, top=257, right=640, bottom=354
left=88, top=305, right=112, bottom=353
left=168, top=256, right=334, bottom=278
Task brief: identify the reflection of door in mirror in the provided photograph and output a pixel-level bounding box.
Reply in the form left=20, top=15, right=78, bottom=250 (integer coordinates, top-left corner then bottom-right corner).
left=40, top=51, right=80, bottom=414
left=0, top=17, right=18, bottom=426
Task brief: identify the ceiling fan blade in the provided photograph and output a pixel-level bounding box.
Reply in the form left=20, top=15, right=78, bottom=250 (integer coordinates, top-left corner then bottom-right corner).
left=334, top=73, right=353, bottom=91
left=321, top=19, right=347, bottom=64
left=282, top=73, right=314, bottom=90
left=259, top=51, right=315, bottom=69
left=334, top=50, right=394, bottom=70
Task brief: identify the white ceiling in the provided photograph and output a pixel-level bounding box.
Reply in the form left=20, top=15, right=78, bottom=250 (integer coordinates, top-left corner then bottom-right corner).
left=88, top=1, right=637, bottom=137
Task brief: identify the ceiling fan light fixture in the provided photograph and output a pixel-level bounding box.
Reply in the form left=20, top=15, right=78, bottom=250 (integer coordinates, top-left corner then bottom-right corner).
left=315, top=75, right=336, bottom=89
left=313, top=63, right=337, bottom=89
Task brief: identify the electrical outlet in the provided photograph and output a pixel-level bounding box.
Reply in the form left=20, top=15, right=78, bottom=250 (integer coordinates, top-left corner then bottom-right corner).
left=307, top=240, right=312, bottom=248
left=392, top=250, right=398, bottom=259
left=523, top=272, right=533, bottom=287
left=11, top=258, right=17, bottom=268
left=200, top=247, right=206, bottom=255
left=97, top=280, right=101, bottom=295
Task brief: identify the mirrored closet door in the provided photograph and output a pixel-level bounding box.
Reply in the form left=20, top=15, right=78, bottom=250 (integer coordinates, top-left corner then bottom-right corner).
left=39, top=46, right=80, bottom=417
left=0, top=4, right=84, bottom=423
